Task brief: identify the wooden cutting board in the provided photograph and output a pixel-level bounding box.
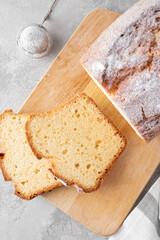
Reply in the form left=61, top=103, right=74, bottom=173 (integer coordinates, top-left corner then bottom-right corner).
left=19, top=9, right=160, bottom=235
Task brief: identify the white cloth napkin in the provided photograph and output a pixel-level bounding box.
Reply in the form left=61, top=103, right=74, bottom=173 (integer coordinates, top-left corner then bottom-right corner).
left=108, top=177, right=160, bottom=240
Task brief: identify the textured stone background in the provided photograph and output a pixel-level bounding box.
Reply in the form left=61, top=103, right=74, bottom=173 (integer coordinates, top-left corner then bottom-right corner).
left=0, top=1, right=159, bottom=239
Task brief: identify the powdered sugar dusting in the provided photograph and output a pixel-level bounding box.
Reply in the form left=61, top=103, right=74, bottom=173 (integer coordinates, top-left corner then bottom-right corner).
left=91, top=62, right=105, bottom=83
left=17, top=24, right=52, bottom=59
left=102, top=8, right=160, bottom=90
left=82, top=0, right=160, bottom=141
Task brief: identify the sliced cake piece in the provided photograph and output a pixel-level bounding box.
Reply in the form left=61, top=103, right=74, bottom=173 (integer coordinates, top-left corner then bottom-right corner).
left=81, top=0, right=160, bottom=141
left=0, top=110, right=61, bottom=200
left=26, top=94, right=126, bottom=192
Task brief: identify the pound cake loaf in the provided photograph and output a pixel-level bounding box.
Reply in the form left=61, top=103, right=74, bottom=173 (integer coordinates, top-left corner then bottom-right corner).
left=0, top=110, right=61, bottom=200
left=81, top=0, right=160, bottom=141
left=26, top=94, right=126, bottom=192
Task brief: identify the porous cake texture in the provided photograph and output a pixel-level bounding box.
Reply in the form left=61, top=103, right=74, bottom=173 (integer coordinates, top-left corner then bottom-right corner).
left=0, top=110, right=61, bottom=200
left=26, top=94, right=126, bottom=192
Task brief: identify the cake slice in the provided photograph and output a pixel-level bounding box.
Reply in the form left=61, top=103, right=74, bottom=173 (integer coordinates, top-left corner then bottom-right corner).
left=0, top=110, right=61, bottom=200
left=26, top=94, right=126, bottom=192
left=81, top=0, right=160, bottom=141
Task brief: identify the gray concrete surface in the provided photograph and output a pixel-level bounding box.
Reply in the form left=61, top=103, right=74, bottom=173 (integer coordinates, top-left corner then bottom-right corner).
left=0, top=1, right=159, bottom=239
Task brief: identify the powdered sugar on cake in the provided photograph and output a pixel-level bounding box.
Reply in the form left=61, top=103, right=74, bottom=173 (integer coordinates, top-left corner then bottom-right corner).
left=81, top=0, right=160, bottom=141
left=101, top=8, right=160, bottom=90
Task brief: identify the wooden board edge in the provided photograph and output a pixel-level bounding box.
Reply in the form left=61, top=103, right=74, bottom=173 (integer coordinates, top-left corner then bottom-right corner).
left=18, top=9, right=119, bottom=114
left=42, top=158, right=159, bottom=236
